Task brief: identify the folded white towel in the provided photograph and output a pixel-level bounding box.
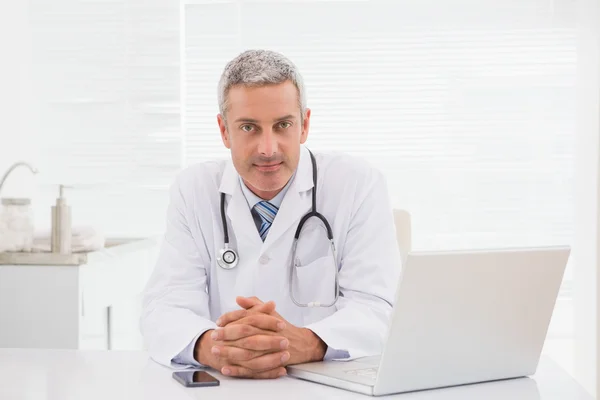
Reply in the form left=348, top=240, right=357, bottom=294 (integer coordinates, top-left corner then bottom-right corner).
left=32, top=226, right=105, bottom=253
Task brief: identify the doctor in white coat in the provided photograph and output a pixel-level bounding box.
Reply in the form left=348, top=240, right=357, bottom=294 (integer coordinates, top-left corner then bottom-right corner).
left=141, top=49, right=402, bottom=379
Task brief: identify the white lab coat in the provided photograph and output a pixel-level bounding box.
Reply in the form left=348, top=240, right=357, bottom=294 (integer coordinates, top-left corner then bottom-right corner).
left=140, top=146, right=402, bottom=368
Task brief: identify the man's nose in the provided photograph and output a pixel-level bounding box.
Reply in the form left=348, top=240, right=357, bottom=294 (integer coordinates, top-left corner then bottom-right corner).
left=258, top=129, right=278, bottom=157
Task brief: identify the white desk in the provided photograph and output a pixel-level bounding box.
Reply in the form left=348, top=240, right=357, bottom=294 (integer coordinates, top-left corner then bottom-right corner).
left=0, top=349, right=593, bottom=400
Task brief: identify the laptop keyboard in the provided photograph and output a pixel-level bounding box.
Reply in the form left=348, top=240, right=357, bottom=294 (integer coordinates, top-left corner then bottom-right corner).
left=344, top=367, right=378, bottom=379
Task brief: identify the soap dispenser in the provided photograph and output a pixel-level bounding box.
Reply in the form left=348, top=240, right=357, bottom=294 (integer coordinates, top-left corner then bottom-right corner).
left=51, top=185, right=72, bottom=254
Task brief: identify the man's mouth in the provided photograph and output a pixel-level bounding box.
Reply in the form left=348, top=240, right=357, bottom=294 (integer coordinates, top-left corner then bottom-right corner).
left=254, top=162, right=283, bottom=172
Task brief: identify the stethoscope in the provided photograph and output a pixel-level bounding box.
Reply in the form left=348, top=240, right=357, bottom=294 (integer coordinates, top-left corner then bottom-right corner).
left=217, top=150, right=339, bottom=308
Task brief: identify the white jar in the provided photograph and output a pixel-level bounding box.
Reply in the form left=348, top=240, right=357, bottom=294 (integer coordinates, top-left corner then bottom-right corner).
left=0, top=198, right=35, bottom=252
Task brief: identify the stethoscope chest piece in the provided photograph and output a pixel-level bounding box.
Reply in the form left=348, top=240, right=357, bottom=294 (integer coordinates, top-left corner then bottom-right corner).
left=217, top=246, right=238, bottom=269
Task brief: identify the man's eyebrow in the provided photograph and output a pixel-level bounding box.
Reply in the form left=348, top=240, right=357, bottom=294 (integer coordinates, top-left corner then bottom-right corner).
left=233, top=115, right=297, bottom=124
left=274, top=114, right=296, bottom=122
left=233, top=117, right=259, bottom=123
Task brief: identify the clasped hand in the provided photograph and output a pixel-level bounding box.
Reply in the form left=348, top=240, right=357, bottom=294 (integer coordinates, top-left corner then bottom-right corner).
left=196, top=296, right=326, bottom=379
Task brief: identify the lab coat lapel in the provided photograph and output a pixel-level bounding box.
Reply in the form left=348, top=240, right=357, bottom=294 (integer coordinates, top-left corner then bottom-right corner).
left=262, top=146, right=314, bottom=251
left=219, top=161, right=262, bottom=247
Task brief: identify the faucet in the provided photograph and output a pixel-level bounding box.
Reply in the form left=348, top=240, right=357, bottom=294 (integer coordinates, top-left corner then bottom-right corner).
left=0, top=162, right=39, bottom=197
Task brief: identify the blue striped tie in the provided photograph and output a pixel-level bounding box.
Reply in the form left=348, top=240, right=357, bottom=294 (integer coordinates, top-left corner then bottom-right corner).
left=253, top=201, right=279, bottom=241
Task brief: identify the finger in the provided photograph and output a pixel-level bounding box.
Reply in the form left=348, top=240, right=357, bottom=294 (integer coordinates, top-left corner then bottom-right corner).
left=216, top=309, right=249, bottom=327
left=223, top=335, right=289, bottom=352
left=212, top=338, right=288, bottom=362
left=213, top=323, right=284, bottom=342
left=230, top=314, right=286, bottom=332
left=212, top=320, right=285, bottom=342
left=240, top=350, right=291, bottom=372
left=212, top=324, right=262, bottom=341
left=237, top=297, right=276, bottom=315
left=215, top=302, right=276, bottom=327
left=211, top=345, right=264, bottom=362
left=236, top=296, right=264, bottom=309
left=254, top=301, right=276, bottom=314
left=221, top=365, right=287, bottom=379
left=220, top=351, right=290, bottom=375
left=217, top=311, right=284, bottom=332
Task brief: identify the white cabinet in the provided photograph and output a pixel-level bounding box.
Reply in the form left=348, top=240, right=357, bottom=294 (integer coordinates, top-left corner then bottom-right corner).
left=0, top=237, right=160, bottom=350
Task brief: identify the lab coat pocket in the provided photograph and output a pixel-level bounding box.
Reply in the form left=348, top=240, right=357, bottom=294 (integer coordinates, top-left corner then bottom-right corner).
left=292, top=255, right=338, bottom=325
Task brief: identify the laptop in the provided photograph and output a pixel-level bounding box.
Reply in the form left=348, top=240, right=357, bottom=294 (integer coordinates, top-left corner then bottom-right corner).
left=287, top=246, right=570, bottom=396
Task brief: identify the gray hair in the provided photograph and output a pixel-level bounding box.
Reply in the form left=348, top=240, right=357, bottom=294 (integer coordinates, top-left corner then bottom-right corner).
left=217, top=50, right=307, bottom=121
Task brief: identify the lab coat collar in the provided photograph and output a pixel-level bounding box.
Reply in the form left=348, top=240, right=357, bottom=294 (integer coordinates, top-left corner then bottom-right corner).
left=219, top=159, right=238, bottom=196
left=294, top=145, right=315, bottom=193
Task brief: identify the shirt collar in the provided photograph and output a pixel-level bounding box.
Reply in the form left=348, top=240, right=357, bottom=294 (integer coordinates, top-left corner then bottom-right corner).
left=239, top=172, right=296, bottom=210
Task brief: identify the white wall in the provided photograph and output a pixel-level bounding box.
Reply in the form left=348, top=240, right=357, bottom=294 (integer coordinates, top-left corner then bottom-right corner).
left=574, top=0, right=600, bottom=396
left=0, top=1, right=35, bottom=198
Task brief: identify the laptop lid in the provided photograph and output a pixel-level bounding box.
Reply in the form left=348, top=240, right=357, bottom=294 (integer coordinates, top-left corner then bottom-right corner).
left=373, top=246, right=569, bottom=396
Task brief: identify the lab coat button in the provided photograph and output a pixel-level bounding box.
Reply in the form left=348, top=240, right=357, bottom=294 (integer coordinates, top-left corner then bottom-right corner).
left=259, top=255, right=270, bottom=265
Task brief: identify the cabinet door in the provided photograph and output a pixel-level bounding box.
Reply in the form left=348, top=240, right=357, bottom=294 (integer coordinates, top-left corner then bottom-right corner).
left=79, top=240, right=159, bottom=350
left=78, top=299, right=108, bottom=350
left=107, top=294, right=145, bottom=350
left=0, top=265, right=80, bottom=349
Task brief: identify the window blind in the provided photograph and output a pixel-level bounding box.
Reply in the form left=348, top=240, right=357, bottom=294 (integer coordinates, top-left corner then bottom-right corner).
left=183, top=0, right=576, bottom=258
left=26, top=0, right=181, bottom=236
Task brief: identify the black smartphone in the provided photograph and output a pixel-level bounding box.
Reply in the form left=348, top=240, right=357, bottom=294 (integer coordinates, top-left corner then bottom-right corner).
left=172, top=370, right=220, bottom=387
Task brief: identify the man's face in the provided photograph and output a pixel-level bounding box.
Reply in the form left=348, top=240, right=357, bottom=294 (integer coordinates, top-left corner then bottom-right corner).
left=218, top=80, right=310, bottom=200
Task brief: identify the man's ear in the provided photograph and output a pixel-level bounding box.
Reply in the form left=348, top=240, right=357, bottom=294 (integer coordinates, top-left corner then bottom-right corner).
left=300, top=108, right=311, bottom=144
left=217, top=114, right=231, bottom=149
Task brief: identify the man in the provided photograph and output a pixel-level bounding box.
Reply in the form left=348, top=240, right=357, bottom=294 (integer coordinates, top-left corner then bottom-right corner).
left=141, top=50, right=402, bottom=379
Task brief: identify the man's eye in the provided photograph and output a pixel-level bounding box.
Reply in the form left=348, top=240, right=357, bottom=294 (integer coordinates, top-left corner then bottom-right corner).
left=241, top=125, right=254, bottom=132
left=278, top=122, right=291, bottom=129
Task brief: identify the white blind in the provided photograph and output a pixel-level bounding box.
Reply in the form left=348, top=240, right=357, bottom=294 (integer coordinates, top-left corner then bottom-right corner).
left=183, top=0, right=576, bottom=259
left=24, top=0, right=181, bottom=236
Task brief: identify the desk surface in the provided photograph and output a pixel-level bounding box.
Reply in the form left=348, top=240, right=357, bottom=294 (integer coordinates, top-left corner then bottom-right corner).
left=0, top=349, right=593, bottom=400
